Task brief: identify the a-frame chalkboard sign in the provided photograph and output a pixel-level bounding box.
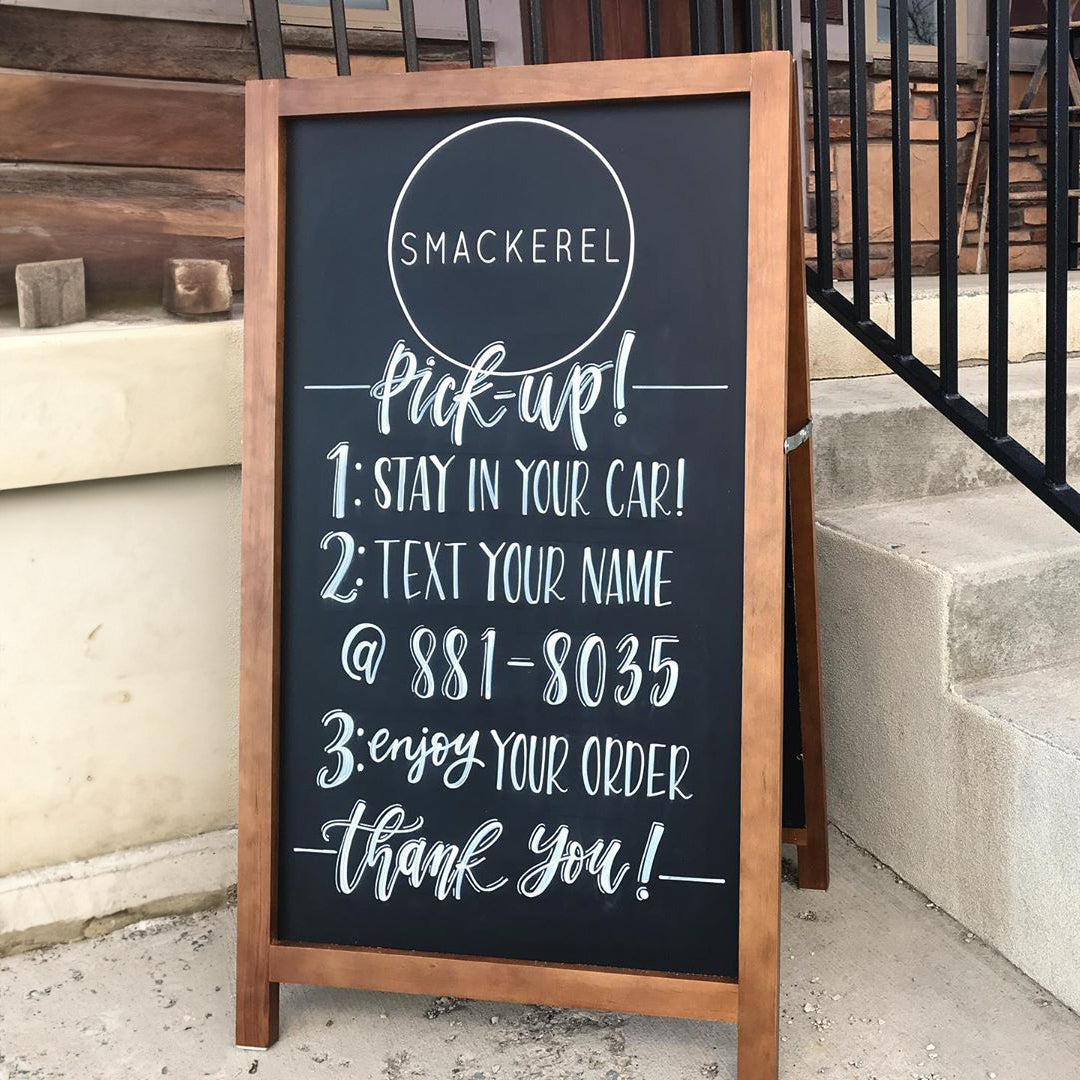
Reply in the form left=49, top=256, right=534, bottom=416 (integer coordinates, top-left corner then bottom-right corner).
left=238, top=52, right=825, bottom=1080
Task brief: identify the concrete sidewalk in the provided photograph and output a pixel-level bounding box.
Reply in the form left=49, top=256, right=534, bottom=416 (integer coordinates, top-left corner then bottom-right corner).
left=1, top=831, right=1077, bottom=1080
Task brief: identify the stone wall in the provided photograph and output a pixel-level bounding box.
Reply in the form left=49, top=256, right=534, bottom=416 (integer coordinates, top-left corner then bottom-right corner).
left=805, top=57, right=1065, bottom=278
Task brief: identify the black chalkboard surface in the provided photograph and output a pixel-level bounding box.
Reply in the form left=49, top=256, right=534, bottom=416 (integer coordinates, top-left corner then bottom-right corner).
left=277, top=97, right=750, bottom=978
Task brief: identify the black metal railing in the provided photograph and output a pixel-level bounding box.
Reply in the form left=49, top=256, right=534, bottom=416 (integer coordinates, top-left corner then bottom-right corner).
left=249, top=0, right=1078, bottom=531
left=804, top=0, right=1079, bottom=529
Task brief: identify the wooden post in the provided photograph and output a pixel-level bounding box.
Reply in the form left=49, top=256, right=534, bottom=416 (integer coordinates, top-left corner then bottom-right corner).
left=785, top=82, right=830, bottom=893
left=236, top=79, right=283, bottom=1051
left=736, top=52, right=792, bottom=1080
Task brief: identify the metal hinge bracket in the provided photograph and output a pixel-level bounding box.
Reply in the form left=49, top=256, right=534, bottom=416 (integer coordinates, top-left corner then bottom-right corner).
left=784, top=418, right=813, bottom=455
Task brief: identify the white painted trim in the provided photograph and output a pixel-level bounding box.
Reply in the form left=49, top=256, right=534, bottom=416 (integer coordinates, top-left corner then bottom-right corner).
left=5, top=0, right=249, bottom=24
left=280, top=0, right=401, bottom=32
left=0, top=829, right=237, bottom=944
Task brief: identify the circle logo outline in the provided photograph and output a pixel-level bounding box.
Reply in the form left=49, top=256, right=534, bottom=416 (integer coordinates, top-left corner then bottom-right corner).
left=386, top=116, right=635, bottom=377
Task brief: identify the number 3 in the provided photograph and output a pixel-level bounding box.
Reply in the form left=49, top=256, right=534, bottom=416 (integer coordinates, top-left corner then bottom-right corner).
left=316, top=709, right=354, bottom=788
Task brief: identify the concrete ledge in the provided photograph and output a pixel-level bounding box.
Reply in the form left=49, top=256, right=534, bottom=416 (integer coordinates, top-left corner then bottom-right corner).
left=0, top=273, right=1074, bottom=492
left=0, top=314, right=241, bottom=491
left=0, top=829, right=236, bottom=957
left=809, top=271, right=1080, bottom=379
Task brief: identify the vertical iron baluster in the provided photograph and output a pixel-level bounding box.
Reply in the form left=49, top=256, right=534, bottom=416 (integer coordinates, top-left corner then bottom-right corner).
left=848, top=0, right=870, bottom=319
left=1070, top=31, right=1080, bottom=272
left=704, top=0, right=720, bottom=53
left=987, top=0, right=1009, bottom=434
left=746, top=0, right=762, bottom=50
left=525, top=0, right=546, bottom=63
left=1046, top=0, right=1069, bottom=482
left=720, top=0, right=736, bottom=52
left=809, top=0, right=833, bottom=286
left=249, top=0, right=286, bottom=79
left=400, top=0, right=419, bottom=71
left=776, top=0, right=792, bottom=52
left=588, top=0, right=605, bottom=60
left=464, top=0, right=483, bottom=67
left=936, top=0, right=957, bottom=392
left=644, top=0, right=661, bottom=56
left=689, top=0, right=719, bottom=54
left=328, top=0, right=351, bottom=75
left=890, top=0, right=913, bottom=354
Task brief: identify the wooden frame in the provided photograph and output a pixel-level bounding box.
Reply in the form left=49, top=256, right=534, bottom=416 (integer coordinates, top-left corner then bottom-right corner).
left=238, top=53, right=794, bottom=1080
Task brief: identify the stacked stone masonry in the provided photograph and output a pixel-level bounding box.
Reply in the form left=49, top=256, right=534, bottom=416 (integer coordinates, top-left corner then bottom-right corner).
left=804, top=57, right=1072, bottom=278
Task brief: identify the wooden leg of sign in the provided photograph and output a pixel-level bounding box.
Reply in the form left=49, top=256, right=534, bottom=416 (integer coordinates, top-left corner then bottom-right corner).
left=236, top=79, right=283, bottom=1050
left=236, top=810, right=278, bottom=1046
left=236, top=947, right=279, bottom=1050
left=785, top=92, right=830, bottom=893
left=737, top=52, right=793, bottom=1080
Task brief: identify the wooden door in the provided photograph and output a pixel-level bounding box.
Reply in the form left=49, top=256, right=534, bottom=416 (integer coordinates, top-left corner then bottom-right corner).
left=537, top=0, right=691, bottom=61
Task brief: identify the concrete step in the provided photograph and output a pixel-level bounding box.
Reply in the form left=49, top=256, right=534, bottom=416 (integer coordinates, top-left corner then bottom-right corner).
left=818, top=485, right=1080, bottom=683
left=954, top=658, right=1080, bottom=1021
left=817, top=484, right=1080, bottom=1014
left=960, top=656, right=1080, bottom=768
left=811, top=358, right=1080, bottom=511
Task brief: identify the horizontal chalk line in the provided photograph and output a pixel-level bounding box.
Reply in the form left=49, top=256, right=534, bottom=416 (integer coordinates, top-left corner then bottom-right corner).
left=657, top=874, right=727, bottom=885
left=632, top=384, right=729, bottom=391
left=303, top=384, right=372, bottom=391
left=294, top=847, right=336, bottom=855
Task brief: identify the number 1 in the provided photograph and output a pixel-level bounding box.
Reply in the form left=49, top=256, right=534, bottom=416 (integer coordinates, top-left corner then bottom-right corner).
left=480, top=627, right=496, bottom=699
left=327, top=441, right=349, bottom=519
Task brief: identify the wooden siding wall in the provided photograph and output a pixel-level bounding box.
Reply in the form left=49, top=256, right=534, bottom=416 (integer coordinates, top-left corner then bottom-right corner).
left=0, top=7, right=484, bottom=307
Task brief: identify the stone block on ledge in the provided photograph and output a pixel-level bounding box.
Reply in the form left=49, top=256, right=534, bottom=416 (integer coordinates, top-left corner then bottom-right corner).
left=15, top=259, right=86, bottom=329
left=163, top=259, right=233, bottom=317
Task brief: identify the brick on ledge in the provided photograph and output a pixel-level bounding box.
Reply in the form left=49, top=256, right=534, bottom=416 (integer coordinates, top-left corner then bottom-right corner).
left=15, top=258, right=86, bottom=329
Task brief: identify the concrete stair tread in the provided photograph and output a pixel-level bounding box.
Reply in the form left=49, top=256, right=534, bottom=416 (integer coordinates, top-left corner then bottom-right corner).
left=960, top=657, right=1080, bottom=759
left=810, top=358, right=1080, bottom=511
left=818, top=485, right=1080, bottom=575
left=812, top=357, right=1080, bottom=419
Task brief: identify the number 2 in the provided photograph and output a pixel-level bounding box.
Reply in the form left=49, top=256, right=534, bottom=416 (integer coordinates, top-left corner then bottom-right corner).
left=320, top=531, right=358, bottom=603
